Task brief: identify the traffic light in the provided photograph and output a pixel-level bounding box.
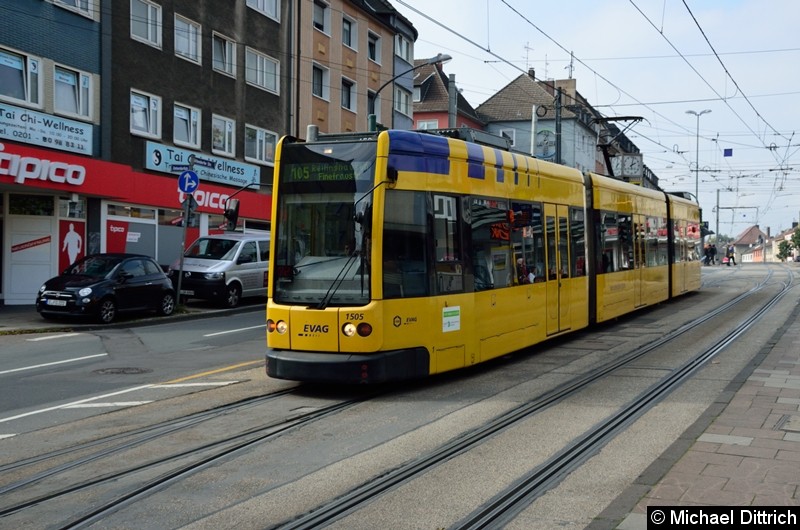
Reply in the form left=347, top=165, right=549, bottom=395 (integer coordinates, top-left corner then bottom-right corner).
left=223, top=198, right=240, bottom=231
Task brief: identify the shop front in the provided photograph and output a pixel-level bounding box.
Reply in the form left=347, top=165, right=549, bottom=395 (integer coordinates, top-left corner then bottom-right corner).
left=0, top=141, right=270, bottom=305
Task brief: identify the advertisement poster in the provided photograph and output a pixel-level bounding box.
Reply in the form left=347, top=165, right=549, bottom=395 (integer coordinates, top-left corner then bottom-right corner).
left=59, top=220, right=85, bottom=272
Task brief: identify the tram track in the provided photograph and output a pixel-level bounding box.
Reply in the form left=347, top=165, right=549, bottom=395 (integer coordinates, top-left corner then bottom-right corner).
left=1, top=269, right=793, bottom=529
left=271, top=269, right=793, bottom=529
left=0, top=388, right=377, bottom=527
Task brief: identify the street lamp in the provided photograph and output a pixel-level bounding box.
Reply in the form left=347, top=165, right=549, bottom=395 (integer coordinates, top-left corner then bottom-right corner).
left=368, top=53, right=452, bottom=131
left=685, top=109, right=711, bottom=202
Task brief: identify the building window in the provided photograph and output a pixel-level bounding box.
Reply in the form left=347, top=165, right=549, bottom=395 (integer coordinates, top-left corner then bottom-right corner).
left=245, top=0, right=278, bottom=20
left=130, top=89, right=161, bottom=138
left=417, top=119, right=438, bottom=130
left=212, top=33, right=236, bottom=77
left=0, top=48, right=41, bottom=107
left=245, top=124, right=277, bottom=165
left=394, top=86, right=411, bottom=116
left=212, top=114, right=235, bottom=157
left=312, top=64, right=329, bottom=100
left=313, top=1, right=329, bottom=33
left=413, top=86, right=421, bottom=102
left=174, top=103, right=200, bottom=148
left=342, top=17, right=356, bottom=49
left=367, top=32, right=380, bottom=63
left=53, top=0, right=93, bottom=18
left=175, top=15, right=201, bottom=64
left=341, top=78, right=356, bottom=111
left=245, top=48, right=279, bottom=94
left=54, top=65, right=91, bottom=119
left=395, top=35, right=412, bottom=63
left=130, top=0, right=162, bottom=48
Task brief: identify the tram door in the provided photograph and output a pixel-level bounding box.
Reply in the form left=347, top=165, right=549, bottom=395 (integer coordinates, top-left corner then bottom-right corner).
left=633, top=214, right=646, bottom=307
left=544, top=204, right=570, bottom=335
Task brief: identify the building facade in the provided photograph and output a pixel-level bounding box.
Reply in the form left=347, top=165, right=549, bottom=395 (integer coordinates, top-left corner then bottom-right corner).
left=1, top=0, right=282, bottom=305
left=292, top=0, right=417, bottom=136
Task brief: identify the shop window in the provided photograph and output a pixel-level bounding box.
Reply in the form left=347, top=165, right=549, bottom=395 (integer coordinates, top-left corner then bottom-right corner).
left=107, top=204, right=155, bottom=219
left=9, top=194, right=54, bottom=216
left=59, top=197, right=86, bottom=219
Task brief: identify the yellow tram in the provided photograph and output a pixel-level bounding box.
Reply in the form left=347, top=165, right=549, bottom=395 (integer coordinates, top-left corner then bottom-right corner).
left=266, top=128, right=701, bottom=383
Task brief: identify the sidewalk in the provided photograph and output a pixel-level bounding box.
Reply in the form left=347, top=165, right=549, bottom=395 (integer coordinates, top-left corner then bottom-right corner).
left=0, top=300, right=263, bottom=334
left=598, top=298, right=800, bottom=528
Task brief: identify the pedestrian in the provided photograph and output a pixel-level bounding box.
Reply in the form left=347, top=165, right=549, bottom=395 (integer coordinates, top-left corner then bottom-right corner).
left=710, top=244, right=717, bottom=265
left=728, top=245, right=737, bottom=265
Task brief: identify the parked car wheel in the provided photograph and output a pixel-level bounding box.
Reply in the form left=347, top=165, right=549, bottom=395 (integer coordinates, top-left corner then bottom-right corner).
left=158, top=292, right=176, bottom=316
left=222, top=283, right=242, bottom=308
left=98, top=298, right=117, bottom=324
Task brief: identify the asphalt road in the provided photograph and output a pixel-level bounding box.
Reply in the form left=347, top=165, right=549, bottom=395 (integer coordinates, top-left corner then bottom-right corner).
left=0, top=308, right=268, bottom=437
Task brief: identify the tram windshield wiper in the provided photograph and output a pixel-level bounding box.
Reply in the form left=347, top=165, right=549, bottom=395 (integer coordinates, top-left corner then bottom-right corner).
left=315, top=251, right=366, bottom=310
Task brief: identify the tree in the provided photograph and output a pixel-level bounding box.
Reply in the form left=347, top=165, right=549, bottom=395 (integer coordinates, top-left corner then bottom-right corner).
left=791, top=228, right=800, bottom=251
left=777, top=240, right=793, bottom=261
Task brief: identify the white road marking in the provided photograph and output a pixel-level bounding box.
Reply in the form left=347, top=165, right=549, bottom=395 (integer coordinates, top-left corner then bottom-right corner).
left=0, top=384, right=154, bottom=424
left=0, top=434, right=17, bottom=439
left=65, top=402, right=152, bottom=408
left=153, top=382, right=237, bottom=388
left=203, top=324, right=265, bottom=337
left=26, top=333, right=86, bottom=342
left=0, top=353, right=108, bottom=375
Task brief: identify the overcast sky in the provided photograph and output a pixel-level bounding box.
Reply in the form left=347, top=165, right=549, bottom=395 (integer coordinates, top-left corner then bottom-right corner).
left=393, top=0, right=800, bottom=239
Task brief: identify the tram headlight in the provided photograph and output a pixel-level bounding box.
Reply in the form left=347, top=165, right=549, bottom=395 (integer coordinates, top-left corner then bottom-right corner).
left=267, top=319, right=287, bottom=334
left=343, top=321, right=372, bottom=337
left=342, top=322, right=356, bottom=337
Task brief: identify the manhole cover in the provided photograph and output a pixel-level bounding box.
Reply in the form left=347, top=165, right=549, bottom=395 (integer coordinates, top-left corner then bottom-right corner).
left=93, top=367, right=153, bottom=375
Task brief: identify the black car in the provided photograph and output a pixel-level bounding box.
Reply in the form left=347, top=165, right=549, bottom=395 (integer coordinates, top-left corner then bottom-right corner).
left=36, top=254, right=176, bottom=324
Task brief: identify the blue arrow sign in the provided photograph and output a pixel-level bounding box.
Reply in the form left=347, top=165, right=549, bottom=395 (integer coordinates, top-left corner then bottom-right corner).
left=178, top=170, right=200, bottom=194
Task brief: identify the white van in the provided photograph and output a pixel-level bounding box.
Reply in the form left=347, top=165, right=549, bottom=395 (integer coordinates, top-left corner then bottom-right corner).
left=168, top=232, right=269, bottom=308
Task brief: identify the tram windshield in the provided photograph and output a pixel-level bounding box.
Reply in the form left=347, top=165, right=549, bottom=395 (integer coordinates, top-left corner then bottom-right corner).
left=273, top=140, right=376, bottom=306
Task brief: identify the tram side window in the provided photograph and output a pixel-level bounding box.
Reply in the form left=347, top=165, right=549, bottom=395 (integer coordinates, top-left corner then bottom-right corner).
left=382, top=190, right=430, bottom=298
left=656, top=217, right=669, bottom=265
left=687, top=223, right=701, bottom=261
left=510, top=201, right=544, bottom=283
left=433, top=194, right=463, bottom=293
left=597, top=211, right=633, bottom=273
left=570, top=208, right=585, bottom=276
left=618, top=214, right=634, bottom=269
left=470, top=197, right=512, bottom=290
left=596, top=211, right=613, bottom=274
left=672, top=220, right=684, bottom=263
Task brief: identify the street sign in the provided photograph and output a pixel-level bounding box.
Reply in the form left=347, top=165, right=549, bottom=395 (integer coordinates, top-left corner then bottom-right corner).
left=178, top=170, right=200, bottom=193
